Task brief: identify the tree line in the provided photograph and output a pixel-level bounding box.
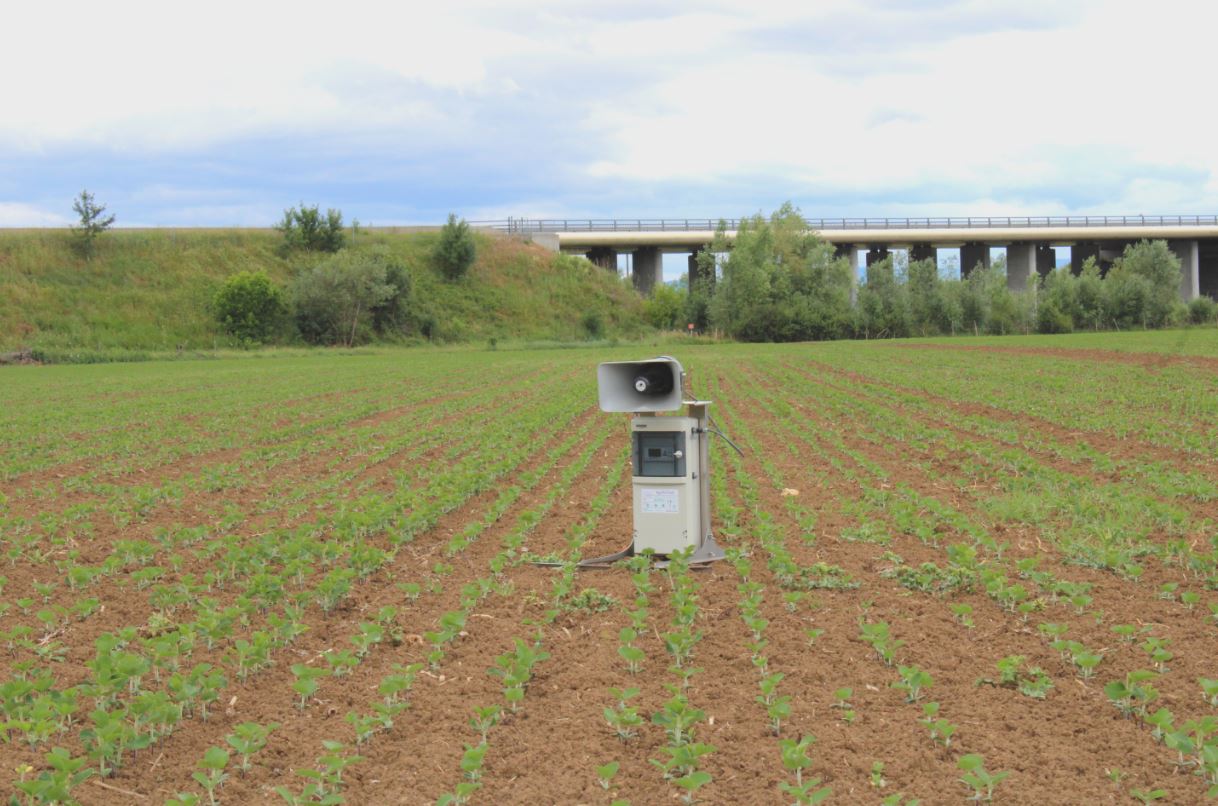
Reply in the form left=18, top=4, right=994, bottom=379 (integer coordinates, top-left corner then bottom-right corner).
left=644, top=204, right=1217, bottom=340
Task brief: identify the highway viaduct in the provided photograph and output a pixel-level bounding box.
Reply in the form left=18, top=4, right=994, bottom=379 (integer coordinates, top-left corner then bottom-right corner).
left=477, top=216, right=1218, bottom=300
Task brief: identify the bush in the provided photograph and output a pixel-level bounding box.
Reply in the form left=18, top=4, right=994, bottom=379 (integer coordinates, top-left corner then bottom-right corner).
left=433, top=214, right=477, bottom=281
left=581, top=311, right=605, bottom=339
left=644, top=283, right=685, bottom=330
left=1188, top=295, right=1218, bottom=324
left=278, top=204, right=345, bottom=253
left=292, top=249, right=412, bottom=345
left=213, top=271, right=286, bottom=344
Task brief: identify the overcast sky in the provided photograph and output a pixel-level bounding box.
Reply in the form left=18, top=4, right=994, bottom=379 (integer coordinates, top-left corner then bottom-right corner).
left=2, top=0, right=1215, bottom=227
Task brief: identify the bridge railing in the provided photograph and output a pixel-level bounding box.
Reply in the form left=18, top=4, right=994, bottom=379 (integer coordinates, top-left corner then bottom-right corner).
left=471, top=215, right=1218, bottom=234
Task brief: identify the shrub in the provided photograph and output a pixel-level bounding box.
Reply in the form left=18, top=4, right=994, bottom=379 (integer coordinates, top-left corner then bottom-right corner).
left=292, top=249, right=412, bottom=345
left=644, top=283, right=685, bottom=330
left=278, top=204, right=345, bottom=253
left=581, top=311, right=605, bottom=339
left=433, top=214, right=477, bottom=281
left=1188, top=295, right=1218, bottom=324
left=213, top=271, right=286, bottom=344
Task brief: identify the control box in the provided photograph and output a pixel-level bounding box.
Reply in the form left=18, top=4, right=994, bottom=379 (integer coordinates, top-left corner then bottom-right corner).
left=631, top=415, right=701, bottom=555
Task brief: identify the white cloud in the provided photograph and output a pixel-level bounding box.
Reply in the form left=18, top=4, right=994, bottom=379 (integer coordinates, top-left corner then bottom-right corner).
left=1, top=0, right=1216, bottom=219
left=0, top=203, right=69, bottom=227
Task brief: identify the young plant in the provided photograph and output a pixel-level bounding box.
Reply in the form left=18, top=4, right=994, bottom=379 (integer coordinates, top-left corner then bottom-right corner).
left=225, top=722, right=279, bottom=774
left=192, top=746, right=230, bottom=806
left=958, top=753, right=1009, bottom=802
left=605, top=687, right=644, bottom=741
left=919, top=702, right=956, bottom=749
left=894, top=665, right=933, bottom=703
left=596, top=760, right=620, bottom=790
left=470, top=705, right=501, bottom=743
left=778, top=735, right=831, bottom=805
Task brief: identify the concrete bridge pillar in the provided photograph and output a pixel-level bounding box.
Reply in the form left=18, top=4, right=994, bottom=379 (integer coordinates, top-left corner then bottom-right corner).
left=1201, top=240, right=1218, bottom=300
left=910, top=243, right=936, bottom=267
left=1169, top=240, right=1200, bottom=301
left=834, top=243, right=860, bottom=267
left=633, top=247, right=661, bottom=295
left=865, top=246, right=890, bottom=266
left=1072, top=242, right=1099, bottom=274
left=688, top=248, right=715, bottom=289
left=1036, top=244, right=1056, bottom=278
left=1006, top=242, right=1036, bottom=290
left=586, top=246, right=617, bottom=271
left=960, top=242, right=990, bottom=278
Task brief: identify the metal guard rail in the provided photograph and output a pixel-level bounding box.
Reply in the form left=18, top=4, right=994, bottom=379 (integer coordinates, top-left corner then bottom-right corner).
left=472, top=215, right=1218, bottom=233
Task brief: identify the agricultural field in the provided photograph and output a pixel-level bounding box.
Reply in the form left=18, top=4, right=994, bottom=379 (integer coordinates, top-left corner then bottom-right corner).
left=2, top=332, right=1218, bottom=805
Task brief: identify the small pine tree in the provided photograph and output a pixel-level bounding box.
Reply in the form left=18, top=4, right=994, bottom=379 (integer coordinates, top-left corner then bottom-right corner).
left=71, top=190, right=116, bottom=259
left=433, top=214, right=476, bottom=281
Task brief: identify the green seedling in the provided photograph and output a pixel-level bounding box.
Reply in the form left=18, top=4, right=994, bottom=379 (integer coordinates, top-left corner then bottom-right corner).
left=605, top=687, right=644, bottom=741
left=919, top=702, right=956, bottom=749
left=470, top=705, right=501, bottom=742
left=949, top=603, right=974, bottom=628
left=958, top=753, right=1009, bottom=802
left=1141, top=637, right=1173, bottom=673
left=290, top=664, right=329, bottom=710
left=870, top=760, right=888, bottom=788
left=1130, top=788, right=1167, bottom=804
left=778, top=735, right=831, bottom=805
left=192, top=746, right=230, bottom=806
left=1105, top=670, right=1160, bottom=719
left=1200, top=677, right=1218, bottom=708
left=804, top=628, right=825, bottom=646
left=673, top=770, right=712, bottom=804
left=460, top=741, right=488, bottom=782
left=597, top=760, right=620, bottom=789
left=894, top=665, right=933, bottom=703
left=13, top=747, right=94, bottom=806
left=833, top=687, right=853, bottom=709
left=225, top=721, right=278, bottom=774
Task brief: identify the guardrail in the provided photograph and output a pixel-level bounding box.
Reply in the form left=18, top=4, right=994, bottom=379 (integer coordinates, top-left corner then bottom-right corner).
left=472, top=215, right=1218, bottom=233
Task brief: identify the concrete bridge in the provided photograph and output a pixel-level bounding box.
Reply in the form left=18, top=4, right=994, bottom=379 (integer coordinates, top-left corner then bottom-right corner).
left=475, top=216, right=1218, bottom=300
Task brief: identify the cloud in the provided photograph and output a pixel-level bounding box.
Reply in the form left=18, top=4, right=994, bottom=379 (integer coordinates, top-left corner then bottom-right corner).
left=0, top=203, right=68, bottom=227
left=1, top=0, right=1216, bottom=225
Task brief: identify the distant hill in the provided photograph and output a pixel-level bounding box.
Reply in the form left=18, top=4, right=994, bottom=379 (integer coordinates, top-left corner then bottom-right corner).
left=0, top=228, right=648, bottom=355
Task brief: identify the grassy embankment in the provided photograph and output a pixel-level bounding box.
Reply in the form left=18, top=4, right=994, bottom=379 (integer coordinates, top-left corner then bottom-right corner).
left=0, top=228, right=649, bottom=360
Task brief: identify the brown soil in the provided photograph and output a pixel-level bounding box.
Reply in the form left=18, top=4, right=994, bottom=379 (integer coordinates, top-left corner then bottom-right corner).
left=3, top=352, right=1217, bottom=805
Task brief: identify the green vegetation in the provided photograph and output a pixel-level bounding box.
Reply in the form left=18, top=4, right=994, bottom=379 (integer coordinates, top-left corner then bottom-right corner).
left=2, top=334, right=1218, bottom=802
left=70, top=189, right=116, bottom=260
left=277, top=203, right=345, bottom=253
left=434, top=213, right=477, bottom=281
left=0, top=228, right=647, bottom=356
left=212, top=270, right=286, bottom=344
left=698, top=204, right=1215, bottom=341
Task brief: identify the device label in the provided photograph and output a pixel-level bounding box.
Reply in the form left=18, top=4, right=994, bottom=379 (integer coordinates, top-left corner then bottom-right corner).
left=641, top=488, right=679, bottom=514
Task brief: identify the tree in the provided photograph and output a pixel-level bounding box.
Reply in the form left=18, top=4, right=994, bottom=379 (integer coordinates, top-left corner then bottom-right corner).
left=71, top=190, right=116, bottom=259
left=278, top=204, right=345, bottom=252
left=906, top=258, right=945, bottom=336
left=857, top=256, right=909, bottom=338
left=644, top=282, right=685, bottom=330
left=433, top=214, right=477, bottom=281
left=292, top=249, right=409, bottom=346
left=213, top=271, right=287, bottom=344
left=1108, top=239, right=1181, bottom=328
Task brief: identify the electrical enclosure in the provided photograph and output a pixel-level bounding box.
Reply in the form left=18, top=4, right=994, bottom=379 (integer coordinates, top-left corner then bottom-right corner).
left=631, top=415, right=702, bottom=555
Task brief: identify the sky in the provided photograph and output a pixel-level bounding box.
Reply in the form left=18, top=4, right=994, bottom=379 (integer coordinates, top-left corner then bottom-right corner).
left=2, top=0, right=1216, bottom=230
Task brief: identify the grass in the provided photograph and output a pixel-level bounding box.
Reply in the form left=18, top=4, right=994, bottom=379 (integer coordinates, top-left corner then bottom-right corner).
left=0, top=228, right=649, bottom=354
